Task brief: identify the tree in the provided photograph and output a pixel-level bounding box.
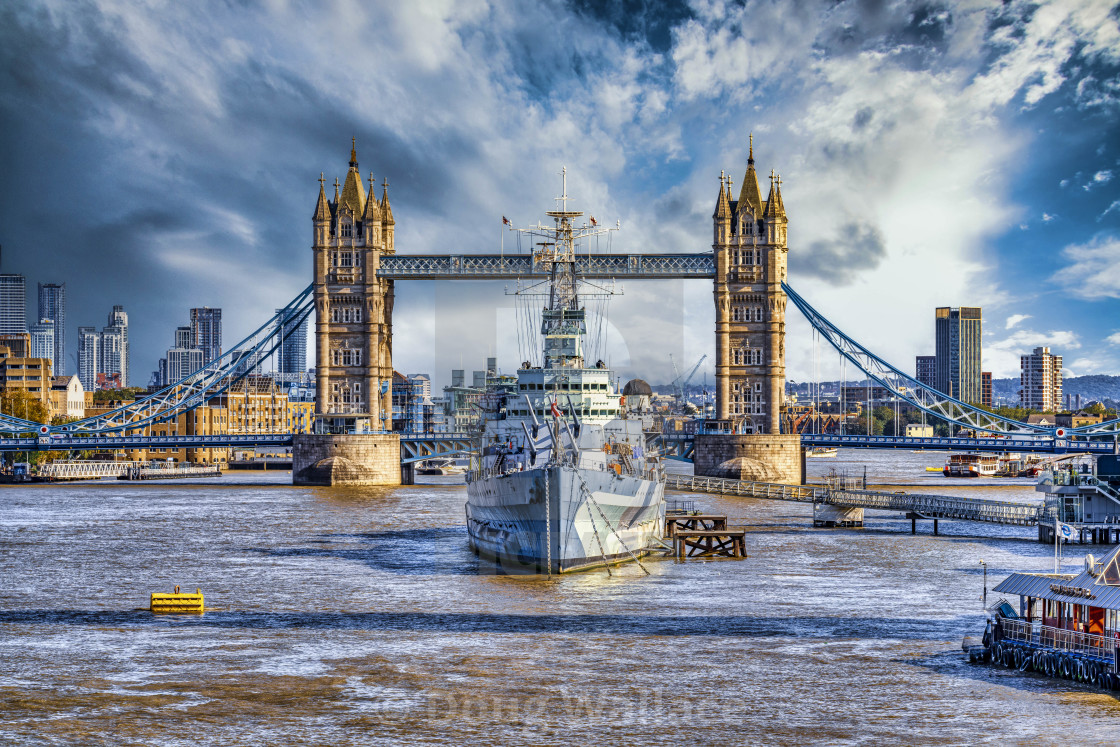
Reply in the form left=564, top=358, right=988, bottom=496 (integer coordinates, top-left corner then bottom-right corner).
left=0, top=390, right=49, bottom=425
left=90, top=387, right=145, bottom=405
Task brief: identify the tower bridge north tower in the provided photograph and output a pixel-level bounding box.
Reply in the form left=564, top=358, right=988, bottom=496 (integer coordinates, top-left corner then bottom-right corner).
left=293, top=141, right=403, bottom=486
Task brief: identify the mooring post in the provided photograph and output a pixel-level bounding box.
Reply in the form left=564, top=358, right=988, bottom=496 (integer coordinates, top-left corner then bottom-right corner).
left=911, top=517, right=916, bottom=535
left=933, top=519, right=939, bottom=536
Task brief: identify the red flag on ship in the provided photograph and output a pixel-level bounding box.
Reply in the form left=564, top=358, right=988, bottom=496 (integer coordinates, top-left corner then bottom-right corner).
left=502, top=216, right=511, bottom=226
left=590, top=216, right=598, bottom=226
left=550, top=400, right=561, bottom=418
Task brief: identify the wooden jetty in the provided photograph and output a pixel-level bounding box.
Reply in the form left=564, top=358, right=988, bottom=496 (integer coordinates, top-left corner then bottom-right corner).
left=665, top=513, right=727, bottom=535
left=665, top=510, right=746, bottom=560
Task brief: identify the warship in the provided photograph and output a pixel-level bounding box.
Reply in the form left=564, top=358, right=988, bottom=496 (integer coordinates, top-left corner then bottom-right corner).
left=464, top=172, right=665, bottom=573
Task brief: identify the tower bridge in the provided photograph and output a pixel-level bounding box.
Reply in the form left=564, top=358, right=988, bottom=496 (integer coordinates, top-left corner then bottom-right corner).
left=2, top=140, right=1118, bottom=480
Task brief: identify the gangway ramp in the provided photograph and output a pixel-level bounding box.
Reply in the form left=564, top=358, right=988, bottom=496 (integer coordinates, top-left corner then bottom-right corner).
left=664, top=474, right=1041, bottom=527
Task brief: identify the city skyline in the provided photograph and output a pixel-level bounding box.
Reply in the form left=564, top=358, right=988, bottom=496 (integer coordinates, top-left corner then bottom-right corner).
left=0, top=2, right=1118, bottom=390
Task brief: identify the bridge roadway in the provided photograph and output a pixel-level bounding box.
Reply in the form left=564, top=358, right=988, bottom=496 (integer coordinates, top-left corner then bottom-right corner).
left=0, top=432, right=480, bottom=460
left=664, top=474, right=1042, bottom=527
left=4, top=431, right=1116, bottom=457
left=654, top=432, right=1120, bottom=457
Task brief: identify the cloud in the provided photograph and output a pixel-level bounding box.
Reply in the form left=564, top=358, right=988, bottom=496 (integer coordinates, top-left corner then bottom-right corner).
left=1042, top=212, right=1055, bottom=222
left=790, top=221, right=886, bottom=285
left=1083, top=169, right=1113, bottom=190
left=1006, top=314, right=1031, bottom=329
left=1051, top=235, right=1120, bottom=300
left=1101, top=200, right=1120, bottom=221
left=1107, top=331, right=1120, bottom=346
left=1, top=0, right=1118, bottom=387
left=985, top=328, right=1081, bottom=378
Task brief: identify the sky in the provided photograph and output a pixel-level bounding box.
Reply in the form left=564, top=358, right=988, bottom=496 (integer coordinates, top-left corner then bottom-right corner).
left=1, top=0, right=1119, bottom=390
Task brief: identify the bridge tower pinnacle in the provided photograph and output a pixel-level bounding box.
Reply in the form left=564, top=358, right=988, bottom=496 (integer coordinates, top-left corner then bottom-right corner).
left=712, top=139, right=788, bottom=435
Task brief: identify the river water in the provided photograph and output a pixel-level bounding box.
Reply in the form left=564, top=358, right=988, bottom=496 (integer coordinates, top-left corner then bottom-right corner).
left=2, top=449, right=1118, bottom=745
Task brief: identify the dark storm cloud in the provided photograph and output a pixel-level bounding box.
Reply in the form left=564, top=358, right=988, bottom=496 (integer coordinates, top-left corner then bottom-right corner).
left=791, top=221, right=887, bottom=285
left=567, top=0, right=694, bottom=52
left=2, top=0, right=1118, bottom=385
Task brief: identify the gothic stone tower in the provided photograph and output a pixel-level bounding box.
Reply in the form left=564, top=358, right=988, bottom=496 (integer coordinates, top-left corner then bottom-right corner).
left=713, top=137, right=787, bottom=434
left=293, top=140, right=402, bottom=486
left=695, top=138, right=802, bottom=487
left=310, top=139, right=396, bottom=433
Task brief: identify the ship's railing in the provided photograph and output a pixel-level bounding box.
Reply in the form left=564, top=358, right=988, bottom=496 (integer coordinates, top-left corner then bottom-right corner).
left=1000, top=618, right=1120, bottom=659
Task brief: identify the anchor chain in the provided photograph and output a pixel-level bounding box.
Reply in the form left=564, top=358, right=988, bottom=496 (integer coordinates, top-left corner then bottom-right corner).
left=574, top=469, right=650, bottom=576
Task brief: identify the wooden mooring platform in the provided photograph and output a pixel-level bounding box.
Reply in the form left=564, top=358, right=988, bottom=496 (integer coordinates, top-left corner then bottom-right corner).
left=665, top=511, right=746, bottom=560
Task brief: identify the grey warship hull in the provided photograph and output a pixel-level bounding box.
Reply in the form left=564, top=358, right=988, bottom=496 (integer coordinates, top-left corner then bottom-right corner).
left=466, top=463, right=664, bottom=573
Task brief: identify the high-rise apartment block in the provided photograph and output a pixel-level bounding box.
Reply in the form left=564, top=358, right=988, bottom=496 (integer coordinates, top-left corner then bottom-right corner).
left=37, top=283, right=65, bottom=376
left=915, top=355, right=936, bottom=389
left=277, top=307, right=308, bottom=375
left=981, top=371, right=992, bottom=408
left=190, top=307, right=222, bottom=364
left=100, top=305, right=129, bottom=387
left=0, top=274, right=27, bottom=335
left=167, top=347, right=204, bottom=383
left=935, top=306, right=982, bottom=404
left=29, top=319, right=55, bottom=373
left=77, top=326, right=99, bottom=391
left=1020, top=346, right=1062, bottom=411
left=174, top=326, right=192, bottom=350
left=712, top=138, right=788, bottom=434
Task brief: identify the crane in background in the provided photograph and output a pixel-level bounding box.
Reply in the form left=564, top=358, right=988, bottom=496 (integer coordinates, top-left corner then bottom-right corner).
left=669, top=354, right=708, bottom=414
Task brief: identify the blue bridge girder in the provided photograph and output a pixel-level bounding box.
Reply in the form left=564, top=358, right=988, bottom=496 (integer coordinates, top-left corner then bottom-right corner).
left=0, top=433, right=296, bottom=452
left=798, top=433, right=1118, bottom=455
left=651, top=431, right=1118, bottom=457
left=0, top=432, right=480, bottom=462
left=377, top=253, right=717, bottom=280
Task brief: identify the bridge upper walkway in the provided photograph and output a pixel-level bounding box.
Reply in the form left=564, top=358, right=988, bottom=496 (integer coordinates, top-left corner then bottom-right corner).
left=664, top=473, right=1042, bottom=526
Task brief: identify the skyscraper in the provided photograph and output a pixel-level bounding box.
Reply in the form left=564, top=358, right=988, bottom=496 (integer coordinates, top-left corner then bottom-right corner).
left=935, top=306, right=982, bottom=404
left=37, top=283, right=65, bottom=376
left=104, top=305, right=129, bottom=386
left=0, top=273, right=27, bottom=335
left=77, top=326, right=99, bottom=391
left=99, top=326, right=124, bottom=387
left=167, top=347, right=204, bottom=382
left=29, top=319, right=55, bottom=374
left=1020, top=347, right=1062, bottom=411
left=276, top=308, right=307, bottom=375
left=190, top=307, right=222, bottom=364
left=174, top=326, right=193, bottom=349
left=915, top=355, right=936, bottom=389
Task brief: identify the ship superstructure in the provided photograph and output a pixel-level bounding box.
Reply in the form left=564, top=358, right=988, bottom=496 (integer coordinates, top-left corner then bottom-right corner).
left=464, top=171, right=665, bottom=574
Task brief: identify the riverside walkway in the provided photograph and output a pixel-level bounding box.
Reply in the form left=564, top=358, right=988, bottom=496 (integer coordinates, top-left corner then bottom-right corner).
left=664, top=474, right=1041, bottom=527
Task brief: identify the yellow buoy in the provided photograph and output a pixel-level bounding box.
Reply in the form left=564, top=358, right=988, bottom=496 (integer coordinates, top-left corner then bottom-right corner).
left=150, top=585, right=204, bottom=614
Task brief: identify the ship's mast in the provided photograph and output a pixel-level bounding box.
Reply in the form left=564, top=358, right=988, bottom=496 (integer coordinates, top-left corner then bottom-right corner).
left=510, top=167, right=617, bottom=370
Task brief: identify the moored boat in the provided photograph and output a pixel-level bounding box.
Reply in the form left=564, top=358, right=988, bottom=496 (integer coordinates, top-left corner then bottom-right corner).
left=943, top=452, right=998, bottom=477
left=416, top=458, right=465, bottom=475
left=966, top=545, right=1120, bottom=691
left=464, top=172, right=666, bottom=574
left=805, top=446, right=838, bottom=458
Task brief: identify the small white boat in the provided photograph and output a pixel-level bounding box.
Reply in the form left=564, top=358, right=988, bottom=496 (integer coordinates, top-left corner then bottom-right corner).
left=416, top=458, right=465, bottom=476
left=806, top=446, right=838, bottom=457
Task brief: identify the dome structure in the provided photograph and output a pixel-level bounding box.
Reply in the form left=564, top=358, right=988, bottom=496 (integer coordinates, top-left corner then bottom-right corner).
left=622, top=379, right=652, bottom=396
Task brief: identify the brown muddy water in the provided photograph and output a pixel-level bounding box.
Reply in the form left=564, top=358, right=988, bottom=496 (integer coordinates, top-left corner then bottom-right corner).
left=2, top=449, right=1119, bottom=745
